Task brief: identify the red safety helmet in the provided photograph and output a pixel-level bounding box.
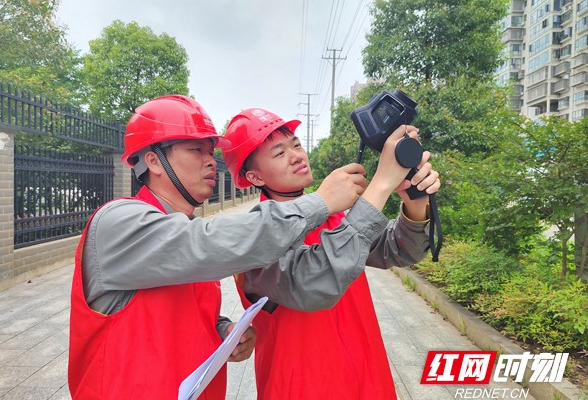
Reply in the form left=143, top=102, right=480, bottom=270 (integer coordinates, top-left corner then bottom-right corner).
left=122, top=95, right=230, bottom=167
left=222, top=108, right=301, bottom=189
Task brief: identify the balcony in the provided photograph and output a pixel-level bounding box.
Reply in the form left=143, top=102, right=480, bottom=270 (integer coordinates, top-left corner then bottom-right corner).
left=553, top=79, right=570, bottom=93
left=553, top=61, right=571, bottom=76
left=527, top=67, right=549, bottom=86
left=572, top=72, right=588, bottom=86
left=555, top=44, right=573, bottom=60
left=573, top=53, right=588, bottom=68
left=502, top=27, right=525, bottom=41
left=527, top=83, right=549, bottom=103
left=512, top=0, right=525, bottom=12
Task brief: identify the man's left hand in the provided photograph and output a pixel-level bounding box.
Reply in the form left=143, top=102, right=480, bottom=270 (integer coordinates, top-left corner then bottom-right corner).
left=227, top=324, right=256, bottom=362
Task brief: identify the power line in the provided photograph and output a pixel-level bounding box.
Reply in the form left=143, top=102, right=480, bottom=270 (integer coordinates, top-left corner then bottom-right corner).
left=340, top=0, right=366, bottom=51
left=298, top=0, right=309, bottom=93
left=328, top=0, right=347, bottom=49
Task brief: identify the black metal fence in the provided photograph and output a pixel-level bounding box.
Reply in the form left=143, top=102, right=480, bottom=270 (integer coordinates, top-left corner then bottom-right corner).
left=0, top=82, right=123, bottom=150
left=14, top=144, right=115, bottom=248
left=1, top=81, right=122, bottom=248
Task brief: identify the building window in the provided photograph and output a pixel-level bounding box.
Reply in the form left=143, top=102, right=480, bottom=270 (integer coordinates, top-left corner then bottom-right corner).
left=558, top=96, right=570, bottom=109
left=529, top=50, right=550, bottom=71
left=512, top=16, right=524, bottom=27
left=531, top=0, right=549, bottom=10
left=573, top=90, right=588, bottom=103
left=530, top=3, right=551, bottom=25
left=576, top=35, right=588, bottom=50
left=511, top=43, right=523, bottom=56
left=530, top=34, right=550, bottom=55
left=572, top=108, right=588, bottom=120
left=577, top=17, right=588, bottom=33
left=530, top=21, right=550, bottom=40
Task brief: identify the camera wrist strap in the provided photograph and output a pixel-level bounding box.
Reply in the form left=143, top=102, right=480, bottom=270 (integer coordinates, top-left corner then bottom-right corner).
left=428, top=193, right=443, bottom=262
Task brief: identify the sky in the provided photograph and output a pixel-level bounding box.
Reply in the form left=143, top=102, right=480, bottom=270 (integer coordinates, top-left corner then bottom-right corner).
left=55, top=0, right=374, bottom=150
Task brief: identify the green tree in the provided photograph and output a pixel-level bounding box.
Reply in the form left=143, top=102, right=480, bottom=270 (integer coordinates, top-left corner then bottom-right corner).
left=82, top=20, right=190, bottom=122
left=504, top=115, right=588, bottom=277
left=0, top=0, right=81, bottom=101
left=363, top=0, right=508, bottom=84
left=0, top=0, right=65, bottom=69
left=362, top=0, right=510, bottom=155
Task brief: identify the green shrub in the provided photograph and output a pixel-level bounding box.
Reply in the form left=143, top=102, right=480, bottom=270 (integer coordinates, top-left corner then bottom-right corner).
left=485, top=273, right=588, bottom=352
left=416, top=238, right=588, bottom=353
left=415, top=240, right=520, bottom=308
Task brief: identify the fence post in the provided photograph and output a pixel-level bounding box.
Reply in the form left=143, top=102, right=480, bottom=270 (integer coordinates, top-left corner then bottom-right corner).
left=231, top=180, right=237, bottom=207
left=111, top=121, right=131, bottom=198
left=0, top=129, right=15, bottom=289
left=109, top=150, right=132, bottom=198
left=219, top=171, right=226, bottom=210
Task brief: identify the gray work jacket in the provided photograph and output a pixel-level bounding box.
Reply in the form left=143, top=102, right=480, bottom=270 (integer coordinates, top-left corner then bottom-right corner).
left=82, top=190, right=428, bottom=335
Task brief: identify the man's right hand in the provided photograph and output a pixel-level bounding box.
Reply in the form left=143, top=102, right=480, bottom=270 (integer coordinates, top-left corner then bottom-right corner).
left=316, top=163, right=367, bottom=215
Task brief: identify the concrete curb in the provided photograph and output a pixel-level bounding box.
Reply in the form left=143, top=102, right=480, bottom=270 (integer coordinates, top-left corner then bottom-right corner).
left=392, top=267, right=585, bottom=400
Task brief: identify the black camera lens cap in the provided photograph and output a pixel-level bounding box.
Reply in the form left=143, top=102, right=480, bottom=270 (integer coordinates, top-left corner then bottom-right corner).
left=395, top=137, right=423, bottom=169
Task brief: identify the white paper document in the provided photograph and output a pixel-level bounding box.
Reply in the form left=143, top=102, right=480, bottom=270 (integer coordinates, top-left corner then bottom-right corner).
left=178, top=296, right=268, bottom=400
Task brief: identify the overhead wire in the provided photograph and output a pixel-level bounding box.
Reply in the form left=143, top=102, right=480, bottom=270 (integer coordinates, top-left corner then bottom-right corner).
left=328, top=0, right=346, bottom=49
left=302, top=0, right=373, bottom=140
left=298, top=0, right=309, bottom=93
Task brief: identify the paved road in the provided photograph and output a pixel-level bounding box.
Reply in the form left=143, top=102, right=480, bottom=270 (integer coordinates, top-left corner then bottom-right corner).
left=0, top=199, right=534, bottom=400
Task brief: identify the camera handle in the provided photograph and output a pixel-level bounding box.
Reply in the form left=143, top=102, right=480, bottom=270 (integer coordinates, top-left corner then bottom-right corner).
left=355, top=136, right=442, bottom=262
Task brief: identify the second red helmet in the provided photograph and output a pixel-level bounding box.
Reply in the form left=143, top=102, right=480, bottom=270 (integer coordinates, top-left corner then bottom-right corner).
left=222, top=108, right=301, bottom=189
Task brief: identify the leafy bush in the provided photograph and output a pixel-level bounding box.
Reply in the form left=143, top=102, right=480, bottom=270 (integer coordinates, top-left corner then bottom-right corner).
left=414, top=240, right=520, bottom=308
left=415, top=239, right=588, bottom=352
left=482, top=272, right=588, bottom=352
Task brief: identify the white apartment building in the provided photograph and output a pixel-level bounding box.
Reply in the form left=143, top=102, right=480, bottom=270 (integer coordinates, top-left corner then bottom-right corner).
left=497, top=0, right=588, bottom=121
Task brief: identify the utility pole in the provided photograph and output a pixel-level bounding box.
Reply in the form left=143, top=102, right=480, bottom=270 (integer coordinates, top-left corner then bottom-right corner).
left=322, top=48, right=346, bottom=121
left=309, top=119, right=317, bottom=151
left=298, top=93, right=317, bottom=153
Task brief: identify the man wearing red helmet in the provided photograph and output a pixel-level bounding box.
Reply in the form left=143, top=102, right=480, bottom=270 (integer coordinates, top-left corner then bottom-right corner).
left=68, top=95, right=401, bottom=400
left=222, top=107, right=440, bottom=400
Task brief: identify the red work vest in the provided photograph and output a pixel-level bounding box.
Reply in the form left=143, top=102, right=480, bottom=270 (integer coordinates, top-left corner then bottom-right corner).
left=69, top=186, right=226, bottom=400
left=235, top=195, right=397, bottom=400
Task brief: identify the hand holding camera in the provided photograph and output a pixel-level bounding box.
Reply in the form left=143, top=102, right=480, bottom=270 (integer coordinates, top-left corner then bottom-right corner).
left=350, top=89, right=442, bottom=261
left=369, top=124, right=421, bottom=195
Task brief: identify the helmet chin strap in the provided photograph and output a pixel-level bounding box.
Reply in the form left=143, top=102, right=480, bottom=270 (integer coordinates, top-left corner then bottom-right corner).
left=152, top=144, right=202, bottom=207
left=261, top=185, right=304, bottom=198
